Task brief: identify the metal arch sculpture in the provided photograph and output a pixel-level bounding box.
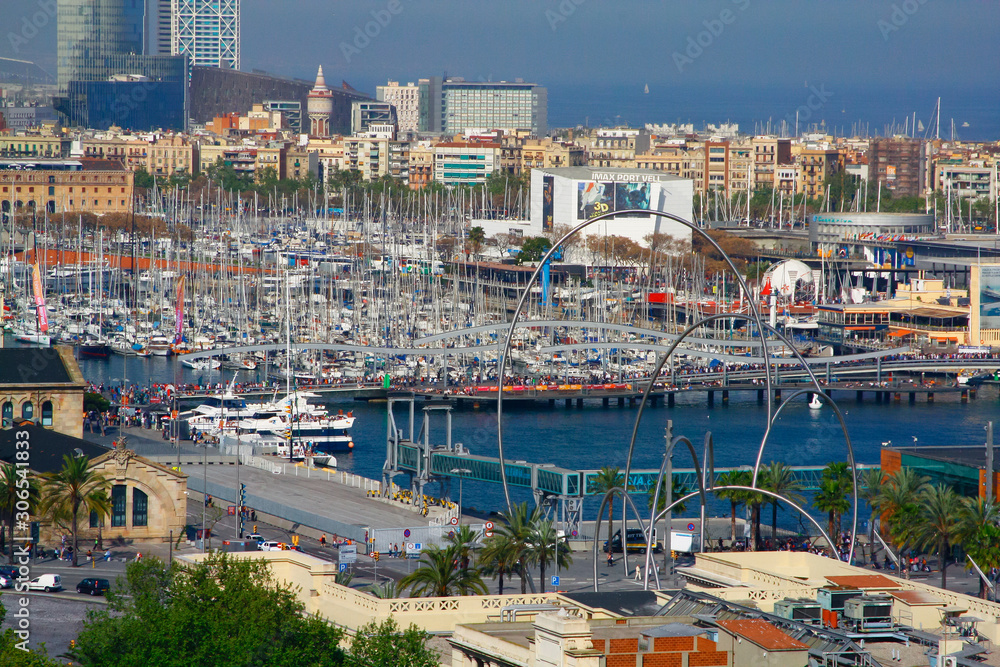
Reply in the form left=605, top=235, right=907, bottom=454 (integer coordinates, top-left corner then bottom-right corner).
left=589, top=485, right=667, bottom=590
left=495, top=209, right=775, bottom=510
left=493, top=209, right=861, bottom=586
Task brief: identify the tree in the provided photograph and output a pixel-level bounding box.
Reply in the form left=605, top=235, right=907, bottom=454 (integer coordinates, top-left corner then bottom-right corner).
left=71, top=554, right=344, bottom=667
left=367, top=580, right=398, bottom=599
left=877, top=468, right=930, bottom=552
left=479, top=533, right=519, bottom=595
left=398, top=544, right=487, bottom=597
left=443, top=524, right=478, bottom=572
left=857, top=467, right=884, bottom=562
left=716, top=470, right=751, bottom=544
left=647, top=477, right=689, bottom=515
left=958, top=498, right=1000, bottom=598
left=591, top=467, right=625, bottom=552
left=39, top=454, right=111, bottom=567
left=760, top=462, right=805, bottom=546
left=516, top=236, right=551, bottom=264
left=494, top=502, right=541, bottom=594
left=813, top=473, right=850, bottom=550
left=525, top=518, right=572, bottom=593
left=347, top=618, right=437, bottom=667
left=904, top=484, right=963, bottom=589
left=466, top=226, right=486, bottom=260
left=0, top=463, right=40, bottom=563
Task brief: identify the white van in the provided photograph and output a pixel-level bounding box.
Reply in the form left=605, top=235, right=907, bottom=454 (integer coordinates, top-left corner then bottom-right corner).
left=27, top=574, right=62, bottom=592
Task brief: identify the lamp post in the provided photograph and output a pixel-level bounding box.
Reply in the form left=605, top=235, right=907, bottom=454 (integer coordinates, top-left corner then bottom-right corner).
left=450, top=468, right=471, bottom=518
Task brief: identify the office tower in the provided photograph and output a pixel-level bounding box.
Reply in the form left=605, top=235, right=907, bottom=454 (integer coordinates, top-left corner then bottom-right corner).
left=145, top=0, right=173, bottom=55
left=418, top=77, right=546, bottom=136
left=376, top=81, right=419, bottom=133
left=57, top=0, right=145, bottom=93
left=171, top=0, right=240, bottom=69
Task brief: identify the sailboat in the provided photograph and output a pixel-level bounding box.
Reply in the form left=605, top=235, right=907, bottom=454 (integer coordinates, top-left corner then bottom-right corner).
left=808, top=393, right=823, bottom=410
left=643, top=83, right=649, bottom=94
left=13, top=262, right=51, bottom=346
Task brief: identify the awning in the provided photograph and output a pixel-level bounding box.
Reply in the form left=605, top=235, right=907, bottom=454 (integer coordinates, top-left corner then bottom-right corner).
left=887, top=330, right=913, bottom=337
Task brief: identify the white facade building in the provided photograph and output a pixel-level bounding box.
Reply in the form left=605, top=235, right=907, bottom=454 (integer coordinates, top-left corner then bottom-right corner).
left=171, top=0, right=240, bottom=69
left=376, top=81, right=420, bottom=134
left=528, top=167, right=693, bottom=247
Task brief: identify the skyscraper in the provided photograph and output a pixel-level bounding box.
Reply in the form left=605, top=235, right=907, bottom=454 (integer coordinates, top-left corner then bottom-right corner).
left=145, top=0, right=173, bottom=56
left=416, top=77, right=547, bottom=136
left=171, top=0, right=240, bottom=69
left=57, top=0, right=145, bottom=93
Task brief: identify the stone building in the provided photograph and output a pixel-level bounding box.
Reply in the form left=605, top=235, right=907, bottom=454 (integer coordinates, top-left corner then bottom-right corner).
left=0, top=347, right=86, bottom=439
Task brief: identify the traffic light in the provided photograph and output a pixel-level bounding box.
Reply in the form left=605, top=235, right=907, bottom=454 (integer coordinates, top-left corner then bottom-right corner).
left=292, top=535, right=299, bottom=546
left=372, top=551, right=380, bottom=561
left=239, top=483, right=247, bottom=506
left=671, top=550, right=678, bottom=560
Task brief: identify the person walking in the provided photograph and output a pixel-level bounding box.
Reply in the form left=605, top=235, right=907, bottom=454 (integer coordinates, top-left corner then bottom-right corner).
left=634, top=565, right=642, bottom=581
left=320, top=534, right=327, bottom=547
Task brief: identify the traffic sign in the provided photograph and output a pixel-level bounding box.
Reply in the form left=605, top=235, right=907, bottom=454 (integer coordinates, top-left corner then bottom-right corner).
left=450, top=517, right=459, bottom=525
left=485, top=521, right=494, bottom=530
left=371, top=551, right=380, bottom=561
left=227, top=505, right=236, bottom=516
left=339, top=544, right=357, bottom=564
left=484, top=530, right=494, bottom=538
left=339, top=563, right=349, bottom=573
left=403, top=529, right=411, bottom=538
left=448, top=531, right=455, bottom=538
left=687, top=523, right=696, bottom=531
left=571, top=530, right=578, bottom=537
left=551, top=575, right=559, bottom=587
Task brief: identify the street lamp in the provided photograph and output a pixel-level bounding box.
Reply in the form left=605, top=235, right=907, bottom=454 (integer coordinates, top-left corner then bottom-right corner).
left=450, top=468, right=471, bottom=518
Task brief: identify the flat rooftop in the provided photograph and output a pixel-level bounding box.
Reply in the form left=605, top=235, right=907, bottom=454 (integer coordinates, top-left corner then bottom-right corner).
left=888, top=445, right=998, bottom=471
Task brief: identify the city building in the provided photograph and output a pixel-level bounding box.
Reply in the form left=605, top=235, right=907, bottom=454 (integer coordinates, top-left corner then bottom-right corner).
left=350, top=101, right=397, bottom=135
left=433, top=141, right=499, bottom=187
left=499, top=136, right=586, bottom=176
left=407, top=142, right=434, bottom=189
left=189, top=67, right=367, bottom=136
left=868, top=137, right=924, bottom=197
left=344, top=125, right=409, bottom=181
left=934, top=163, right=997, bottom=202
left=751, top=136, right=792, bottom=192
left=526, top=166, right=694, bottom=246
left=580, top=128, right=652, bottom=169
left=262, top=100, right=303, bottom=134
left=809, top=212, right=934, bottom=258
left=882, top=442, right=998, bottom=500
left=0, top=347, right=86, bottom=438
left=145, top=0, right=173, bottom=56
left=0, top=132, right=70, bottom=159
left=67, top=70, right=188, bottom=132
left=0, top=105, right=58, bottom=131
left=794, top=146, right=841, bottom=200
left=0, top=158, right=135, bottom=215
left=171, top=0, right=241, bottom=69
left=307, top=66, right=334, bottom=138
left=375, top=81, right=420, bottom=133
left=57, top=0, right=145, bottom=93
left=419, top=77, right=547, bottom=136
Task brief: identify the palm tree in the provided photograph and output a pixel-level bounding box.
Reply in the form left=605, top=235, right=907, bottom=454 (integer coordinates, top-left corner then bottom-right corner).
left=904, top=484, right=963, bottom=589
left=398, top=544, right=487, bottom=597
left=958, top=497, right=1000, bottom=598
left=525, top=518, right=573, bottom=593
left=877, top=468, right=930, bottom=551
left=467, top=226, right=486, bottom=260
left=367, top=580, right=398, bottom=599
left=591, top=467, right=625, bottom=551
left=479, top=533, right=519, bottom=595
left=760, top=462, right=804, bottom=546
left=813, top=476, right=850, bottom=550
left=39, top=454, right=111, bottom=567
left=495, top=502, right=540, bottom=594
left=0, top=463, right=40, bottom=563
left=444, top=524, right=478, bottom=572
left=647, top=477, right=689, bottom=515
left=716, top=470, right=751, bottom=544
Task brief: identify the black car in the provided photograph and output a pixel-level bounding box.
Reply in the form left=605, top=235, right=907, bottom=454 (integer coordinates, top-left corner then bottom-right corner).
left=76, top=578, right=111, bottom=596
left=0, top=565, right=19, bottom=580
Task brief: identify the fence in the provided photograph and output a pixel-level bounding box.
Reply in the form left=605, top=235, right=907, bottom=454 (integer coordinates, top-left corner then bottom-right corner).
left=369, top=523, right=485, bottom=554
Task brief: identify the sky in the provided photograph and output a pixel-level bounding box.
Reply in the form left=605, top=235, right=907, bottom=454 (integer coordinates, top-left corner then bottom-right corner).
left=2, top=0, right=997, bottom=134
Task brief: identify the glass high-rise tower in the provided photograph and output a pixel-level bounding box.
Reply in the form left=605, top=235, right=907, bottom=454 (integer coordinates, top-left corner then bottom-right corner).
left=57, top=0, right=146, bottom=93
left=171, top=0, right=240, bottom=69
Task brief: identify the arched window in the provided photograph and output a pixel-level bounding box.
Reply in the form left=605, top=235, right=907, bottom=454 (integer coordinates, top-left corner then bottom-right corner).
left=132, top=489, right=148, bottom=527
left=1, top=402, right=11, bottom=427
left=41, top=401, right=53, bottom=427
left=21, top=402, right=32, bottom=422
left=111, top=485, right=127, bottom=527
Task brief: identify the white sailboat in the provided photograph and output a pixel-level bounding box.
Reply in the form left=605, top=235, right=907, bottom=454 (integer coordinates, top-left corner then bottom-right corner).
left=13, top=262, right=51, bottom=346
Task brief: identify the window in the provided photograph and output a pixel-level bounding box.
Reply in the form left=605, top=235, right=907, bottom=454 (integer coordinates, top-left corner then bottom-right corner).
left=41, top=401, right=52, bottom=426
left=132, top=489, right=148, bottom=527
left=90, top=510, right=99, bottom=528
left=111, top=485, right=127, bottom=527
left=1, top=402, right=11, bottom=427
left=21, top=402, right=32, bottom=422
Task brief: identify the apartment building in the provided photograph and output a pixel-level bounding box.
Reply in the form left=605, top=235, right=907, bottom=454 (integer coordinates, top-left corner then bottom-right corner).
left=750, top=136, right=792, bottom=192
left=407, top=143, right=434, bottom=189
left=793, top=146, right=841, bottom=199
left=343, top=125, right=409, bottom=181
left=499, top=137, right=585, bottom=176
left=868, top=137, right=924, bottom=197
left=375, top=81, right=420, bottom=134
left=434, top=142, right=499, bottom=187
left=581, top=128, right=651, bottom=168
left=0, top=158, right=134, bottom=215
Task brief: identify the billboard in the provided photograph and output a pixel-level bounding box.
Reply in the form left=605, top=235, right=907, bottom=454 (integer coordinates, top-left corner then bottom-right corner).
left=979, top=265, right=1000, bottom=330
left=577, top=181, right=651, bottom=220
left=542, top=175, right=554, bottom=231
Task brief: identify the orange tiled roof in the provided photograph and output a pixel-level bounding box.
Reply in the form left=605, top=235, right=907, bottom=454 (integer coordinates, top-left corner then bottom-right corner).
left=715, top=620, right=808, bottom=651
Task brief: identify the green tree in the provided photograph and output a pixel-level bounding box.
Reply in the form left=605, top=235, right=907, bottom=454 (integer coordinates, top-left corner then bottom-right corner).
left=39, top=454, right=111, bottom=567
left=347, top=618, right=438, bottom=667
left=647, top=477, right=689, bottom=515
left=526, top=518, right=572, bottom=593
left=0, top=463, right=40, bottom=563
left=467, top=226, right=486, bottom=259
left=904, top=484, right=963, bottom=589
left=958, top=498, right=1000, bottom=598
left=494, top=501, right=541, bottom=594
left=479, top=533, right=519, bottom=595
left=877, top=468, right=930, bottom=552
left=813, top=464, right=851, bottom=551
left=857, top=467, right=884, bottom=562
left=71, top=554, right=344, bottom=667
left=133, top=167, right=155, bottom=190
left=398, top=544, right=487, bottom=597
left=592, top=467, right=626, bottom=553
left=516, top=236, right=552, bottom=264
left=760, top=462, right=805, bottom=546
left=443, top=524, right=478, bottom=572
left=716, top=470, right=751, bottom=544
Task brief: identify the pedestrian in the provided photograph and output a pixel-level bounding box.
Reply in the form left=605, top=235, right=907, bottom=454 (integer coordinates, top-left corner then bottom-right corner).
left=320, top=534, right=326, bottom=547
left=607, top=551, right=614, bottom=567
left=634, top=565, right=641, bottom=581
left=136, top=551, right=142, bottom=562
left=104, top=549, right=111, bottom=561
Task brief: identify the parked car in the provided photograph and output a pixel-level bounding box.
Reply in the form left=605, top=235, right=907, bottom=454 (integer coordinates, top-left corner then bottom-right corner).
left=27, top=574, right=62, bottom=592
left=76, top=578, right=111, bottom=596
left=246, top=533, right=264, bottom=544
left=0, top=565, right=19, bottom=581
left=0, top=573, right=13, bottom=589
left=603, top=528, right=663, bottom=554
left=258, top=541, right=283, bottom=552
